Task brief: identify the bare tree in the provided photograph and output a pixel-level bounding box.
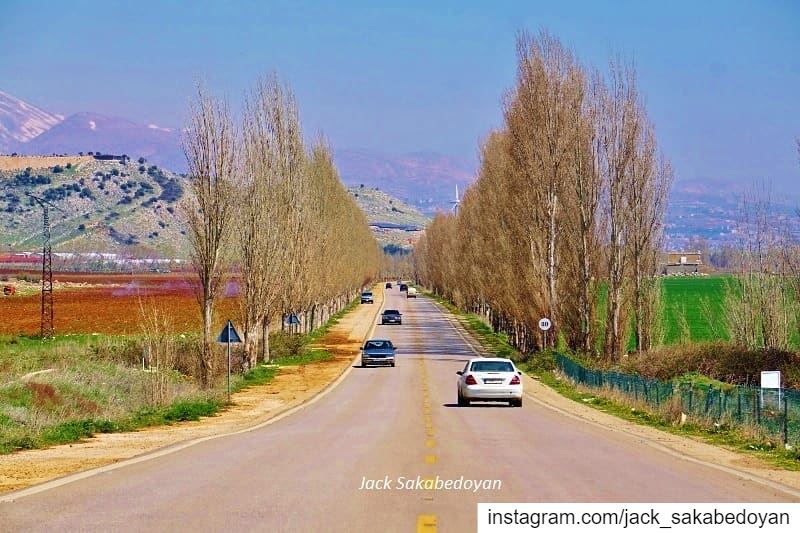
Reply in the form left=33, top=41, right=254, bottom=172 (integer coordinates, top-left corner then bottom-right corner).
left=504, top=31, right=584, bottom=341
left=182, top=86, right=238, bottom=387
left=597, top=60, right=640, bottom=360
left=239, top=76, right=303, bottom=366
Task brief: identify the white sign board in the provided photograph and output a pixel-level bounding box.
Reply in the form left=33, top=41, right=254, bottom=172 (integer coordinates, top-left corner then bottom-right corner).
left=760, top=371, right=781, bottom=389
left=538, top=318, right=551, bottom=331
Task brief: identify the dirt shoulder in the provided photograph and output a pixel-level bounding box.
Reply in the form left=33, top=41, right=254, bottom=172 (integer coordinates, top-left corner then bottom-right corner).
left=0, top=287, right=383, bottom=495
left=525, top=377, right=800, bottom=494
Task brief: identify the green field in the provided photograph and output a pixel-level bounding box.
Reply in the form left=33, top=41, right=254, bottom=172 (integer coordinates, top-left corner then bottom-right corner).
left=660, top=276, right=729, bottom=344
left=593, top=275, right=797, bottom=351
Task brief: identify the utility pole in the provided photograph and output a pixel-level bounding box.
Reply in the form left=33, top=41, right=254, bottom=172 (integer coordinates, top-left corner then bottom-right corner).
left=26, top=193, right=62, bottom=338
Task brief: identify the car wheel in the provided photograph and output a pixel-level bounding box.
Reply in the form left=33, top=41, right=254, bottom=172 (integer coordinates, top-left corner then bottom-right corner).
left=510, top=399, right=522, bottom=407
left=361, top=361, right=367, bottom=368
left=391, top=362, right=395, bottom=367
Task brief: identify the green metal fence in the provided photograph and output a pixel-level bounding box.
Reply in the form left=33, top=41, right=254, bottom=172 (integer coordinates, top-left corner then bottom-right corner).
left=554, top=353, right=800, bottom=446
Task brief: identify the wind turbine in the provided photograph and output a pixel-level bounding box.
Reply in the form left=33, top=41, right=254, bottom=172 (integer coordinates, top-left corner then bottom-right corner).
left=451, top=185, right=461, bottom=214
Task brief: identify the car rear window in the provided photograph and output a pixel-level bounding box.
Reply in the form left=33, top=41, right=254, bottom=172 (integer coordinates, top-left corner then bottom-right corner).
left=362, top=292, right=373, bottom=296
left=383, top=310, right=400, bottom=315
left=470, top=361, right=514, bottom=372
left=365, top=340, right=392, bottom=349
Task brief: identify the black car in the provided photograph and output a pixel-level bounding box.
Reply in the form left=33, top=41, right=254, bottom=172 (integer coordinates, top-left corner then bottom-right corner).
left=381, top=309, right=402, bottom=325
left=385, top=282, right=393, bottom=289
left=399, top=283, right=408, bottom=292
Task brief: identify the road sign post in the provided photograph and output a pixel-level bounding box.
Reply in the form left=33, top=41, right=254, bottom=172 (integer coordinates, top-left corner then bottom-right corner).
left=538, top=317, right=552, bottom=350
left=217, top=320, right=242, bottom=402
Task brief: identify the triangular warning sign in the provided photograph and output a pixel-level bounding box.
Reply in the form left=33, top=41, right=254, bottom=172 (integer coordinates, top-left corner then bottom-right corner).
left=217, top=320, right=242, bottom=343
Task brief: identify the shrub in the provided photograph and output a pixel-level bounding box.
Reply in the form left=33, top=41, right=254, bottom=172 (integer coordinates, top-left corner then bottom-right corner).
left=269, top=331, right=307, bottom=360
left=621, top=342, right=800, bottom=388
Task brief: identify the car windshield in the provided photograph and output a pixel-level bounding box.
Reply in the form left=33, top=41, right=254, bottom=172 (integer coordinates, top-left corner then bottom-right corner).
left=470, top=361, right=514, bottom=372
left=365, top=340, right=393, bottom=349
left=383, top=310, right=400, bottom=315
left=362, top=292, right=372, bottom=296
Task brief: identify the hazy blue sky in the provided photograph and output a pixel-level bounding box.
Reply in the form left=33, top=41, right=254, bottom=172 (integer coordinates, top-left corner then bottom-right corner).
left=1, top=0, right=798, bottom=192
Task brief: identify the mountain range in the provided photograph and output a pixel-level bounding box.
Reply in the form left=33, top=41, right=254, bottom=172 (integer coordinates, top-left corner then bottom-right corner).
left=3, top=89, right=796, bottom=250
left=0, top=90, right=473, bottom=213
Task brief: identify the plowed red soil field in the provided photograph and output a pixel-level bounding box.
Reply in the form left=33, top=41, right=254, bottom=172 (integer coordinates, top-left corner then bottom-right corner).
left=0, top=272, right=239, bottom=335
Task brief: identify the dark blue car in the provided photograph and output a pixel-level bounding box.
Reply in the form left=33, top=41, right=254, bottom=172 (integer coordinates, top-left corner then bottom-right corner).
left=361, top=339, right=395, bottom=367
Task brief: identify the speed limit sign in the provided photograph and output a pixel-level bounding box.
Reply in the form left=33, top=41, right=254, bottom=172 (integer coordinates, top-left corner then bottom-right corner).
left=538, top=318, right=551, bottom=331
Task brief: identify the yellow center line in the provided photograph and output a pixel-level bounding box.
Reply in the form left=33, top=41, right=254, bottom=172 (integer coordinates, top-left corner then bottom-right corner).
left=424, top=454, right=437, bottom=464
left=416, top=514, right=437, bottom=533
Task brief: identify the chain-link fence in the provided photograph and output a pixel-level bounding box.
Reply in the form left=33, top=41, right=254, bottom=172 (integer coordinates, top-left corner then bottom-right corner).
left=554, top=353, right=800, bottom=447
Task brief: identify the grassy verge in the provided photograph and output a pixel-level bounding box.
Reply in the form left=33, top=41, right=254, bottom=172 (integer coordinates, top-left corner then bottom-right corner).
left=424, top=290, right=800, bottom=470
left=0, top=298, right=358, bottom=455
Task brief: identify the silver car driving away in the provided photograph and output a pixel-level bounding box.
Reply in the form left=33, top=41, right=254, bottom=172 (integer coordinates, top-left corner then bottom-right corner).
left=456, top=357, right=523, bottom=407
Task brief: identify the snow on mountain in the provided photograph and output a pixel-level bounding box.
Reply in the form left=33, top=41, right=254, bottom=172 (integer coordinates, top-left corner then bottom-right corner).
left=0, top=90, right=63, bottom=151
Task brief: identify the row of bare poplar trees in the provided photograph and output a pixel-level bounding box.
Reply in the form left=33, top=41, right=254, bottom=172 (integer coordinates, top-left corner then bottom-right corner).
left=182, top=77, right=380, bottom=385
left=415, top=32, right=672, bottom=361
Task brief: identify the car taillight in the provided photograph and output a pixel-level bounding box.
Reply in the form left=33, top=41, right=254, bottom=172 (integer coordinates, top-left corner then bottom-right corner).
left=465, top=374, right=477, bottom=385
left=510, top=375, right=520, bottom=385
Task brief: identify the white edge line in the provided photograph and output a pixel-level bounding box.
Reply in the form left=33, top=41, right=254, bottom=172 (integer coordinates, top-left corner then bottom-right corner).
left=0, top=288, right=386, bottom=504
left=428, top=297, right=800, bottom=501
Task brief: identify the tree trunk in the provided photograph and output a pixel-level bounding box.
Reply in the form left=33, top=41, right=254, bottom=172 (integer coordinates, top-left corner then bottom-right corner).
left=201, top=297, right=215, bottom=387
left=261, top=317, right=271, bottom=363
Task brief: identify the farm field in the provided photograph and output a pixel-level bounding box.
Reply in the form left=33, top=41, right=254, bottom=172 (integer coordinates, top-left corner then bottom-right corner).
left=660, top=275, right=728, bottom=344
left=592, top=275, right=796, bottom=351
left=0, top=271, right=238, bottom=335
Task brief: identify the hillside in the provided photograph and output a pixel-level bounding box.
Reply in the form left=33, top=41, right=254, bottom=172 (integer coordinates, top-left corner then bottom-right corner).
left=0, top=155, right=429, bottom=257
left=349, top=185, right=428, bottom=228
left=0, top=156, right=188, bottom=257
left=348, top=185, right=430, bottom=250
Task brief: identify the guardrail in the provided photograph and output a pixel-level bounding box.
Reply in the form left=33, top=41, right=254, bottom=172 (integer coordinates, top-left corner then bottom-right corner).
left=554, top=353, right=799, bottom=447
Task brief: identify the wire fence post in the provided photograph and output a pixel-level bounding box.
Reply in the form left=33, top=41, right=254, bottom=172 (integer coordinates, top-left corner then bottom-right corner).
left=784, top=393, right=789, bottom=447
left=755, top=391, right=761, bottom=425
left=737, top=387, right=742, bottom=422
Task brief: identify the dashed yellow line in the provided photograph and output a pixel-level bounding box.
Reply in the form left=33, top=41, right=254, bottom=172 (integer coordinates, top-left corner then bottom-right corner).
left=418, top=357, right=438, bottom=532
left=416, top=514, right=437, bottom=532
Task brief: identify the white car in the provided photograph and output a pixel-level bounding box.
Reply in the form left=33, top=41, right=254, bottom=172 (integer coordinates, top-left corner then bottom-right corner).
left=456, top=358, right=523, bottom=407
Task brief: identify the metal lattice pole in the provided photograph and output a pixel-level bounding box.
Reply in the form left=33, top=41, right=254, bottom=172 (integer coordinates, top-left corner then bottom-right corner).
left=40, top=205, right=54, bottom=338
left=26, top=193, right=60, bottom=338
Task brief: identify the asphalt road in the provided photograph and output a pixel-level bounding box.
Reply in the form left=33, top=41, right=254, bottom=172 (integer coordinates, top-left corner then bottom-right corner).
left=1, top=290, right=797, bottom=532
